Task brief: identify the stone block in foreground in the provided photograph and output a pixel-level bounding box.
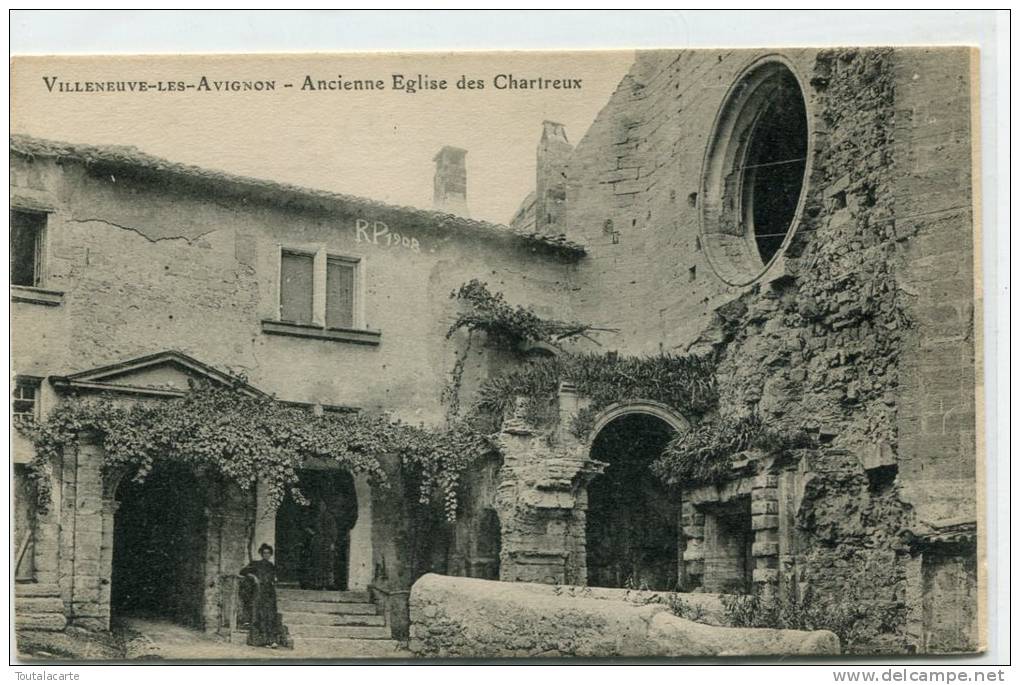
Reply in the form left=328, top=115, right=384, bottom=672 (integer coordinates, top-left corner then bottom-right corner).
left=409, top=574, right=840, bottom=658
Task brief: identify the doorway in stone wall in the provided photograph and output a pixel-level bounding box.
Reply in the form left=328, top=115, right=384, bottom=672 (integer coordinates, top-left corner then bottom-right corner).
left=275, top=468, right=358, bottom=590
left=586, top=413, right=680, bottom=590
left=111, top=462, right=208, bottom=628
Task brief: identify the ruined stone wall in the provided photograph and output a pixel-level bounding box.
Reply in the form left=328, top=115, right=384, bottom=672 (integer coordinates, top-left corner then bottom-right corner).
left=556, top=48, right=977, bottom=652
left=564, top=49, right=820, bottom=353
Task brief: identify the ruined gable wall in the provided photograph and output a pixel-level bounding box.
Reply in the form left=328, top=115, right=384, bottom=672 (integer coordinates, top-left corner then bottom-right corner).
left=560, top=48, right=977, bottom=652
left=564, top=49, right=820, bottom=354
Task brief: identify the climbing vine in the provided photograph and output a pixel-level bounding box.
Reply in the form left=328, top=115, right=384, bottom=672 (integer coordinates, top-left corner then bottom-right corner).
left=650, top=413, right=815, bottom=486
left=468, top=352, right=719, bottom=437
left=447, top=279, right=607, bottom=349
left=16, top=383, right=495, bottom=521
left=443, top=280, right=613, bottom=419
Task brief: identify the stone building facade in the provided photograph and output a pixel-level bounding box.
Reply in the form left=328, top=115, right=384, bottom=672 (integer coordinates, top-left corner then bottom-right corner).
left=495, top=47, right=979, bottom=653
left=12, top=47, right=979, bottom=654
left=10, top=135, right=581, bottom=633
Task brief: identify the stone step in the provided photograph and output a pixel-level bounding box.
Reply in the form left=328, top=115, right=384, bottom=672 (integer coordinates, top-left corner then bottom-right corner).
left=14, top=583, right=61, bottom=598
left=276, top=589, right=371, bottom=603
left=281, top=611, right=385, bottom=627
left=15, top=613, right=67, bottom=632
left=289, top=637, right=408, bottom=658
left=278, top=600, right=377, bottom=615
left=15, top=596, right=64, bottom=613
left=287, top=623, right=391, bottom=640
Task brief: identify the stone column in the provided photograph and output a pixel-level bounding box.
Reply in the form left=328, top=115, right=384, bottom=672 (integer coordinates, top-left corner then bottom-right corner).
left=903, top=553, right=925, bottom=652
left=67, top=438, right=110, bottom=630
left=348, top=474, right=374, bottom=590
left=97, top=498, right=120, bottom=629
left=251, top=479, right=276, bottom=557
left=751, top=473, right=781, bottom=587
left=58, top=446, right=78, bottom=612
left=680, top=499, right=705, bottom=588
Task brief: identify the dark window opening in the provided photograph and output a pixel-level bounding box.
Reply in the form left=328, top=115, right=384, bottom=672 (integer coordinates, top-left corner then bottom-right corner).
left=701, top=497, right=753, bottom=594
left=741, top=70, right=808, bottom=265
left=867, top=464, right=898, bottom=494
left=471, top=508, right=502, bottom=580
left=11, top=210, right=45, bottom=287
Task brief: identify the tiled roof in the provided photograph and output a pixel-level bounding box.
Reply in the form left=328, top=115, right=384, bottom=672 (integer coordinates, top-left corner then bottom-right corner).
left=10, top=135, right=586, bottom=259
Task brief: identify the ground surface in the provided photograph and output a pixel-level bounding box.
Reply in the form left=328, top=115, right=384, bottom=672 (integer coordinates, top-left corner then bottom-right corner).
left=16, top=618, right=413, bottom=662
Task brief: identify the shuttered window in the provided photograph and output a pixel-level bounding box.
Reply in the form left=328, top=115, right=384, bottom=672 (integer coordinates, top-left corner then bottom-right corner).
left=326, top=258, right=356, bottom=329
left=280, top=251, right=314, bottom=323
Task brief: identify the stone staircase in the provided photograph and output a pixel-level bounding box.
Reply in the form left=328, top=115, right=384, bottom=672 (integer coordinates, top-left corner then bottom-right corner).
left=231, top=588, right=404, bottom=656
left=14, top=583, right=67, bottom=632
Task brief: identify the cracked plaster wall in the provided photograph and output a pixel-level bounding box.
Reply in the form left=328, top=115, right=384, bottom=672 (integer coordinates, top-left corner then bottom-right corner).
left=9, top=158, right=576, bottom=425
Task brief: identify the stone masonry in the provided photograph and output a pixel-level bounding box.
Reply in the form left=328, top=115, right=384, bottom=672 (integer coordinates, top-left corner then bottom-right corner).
left=11, top=47, right=979, bottom=654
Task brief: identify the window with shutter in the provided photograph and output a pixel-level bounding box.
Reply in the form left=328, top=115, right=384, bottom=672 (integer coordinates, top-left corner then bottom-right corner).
left=280, top=251, right=314, bottom=323
left=326, top=258, right=356, bottom=329
left=266, top=248, right=375, bottom=344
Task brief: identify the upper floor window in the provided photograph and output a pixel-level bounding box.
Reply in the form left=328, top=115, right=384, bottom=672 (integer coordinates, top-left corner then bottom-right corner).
left=280, top=250, right=315, bottom=324
left=10, top=210, right=46, bottom=288
left=326, top=257, right=357, bottom=329
left=278, top=247, right=362, bottom=330
left=12, top=377, right=41, bottom=421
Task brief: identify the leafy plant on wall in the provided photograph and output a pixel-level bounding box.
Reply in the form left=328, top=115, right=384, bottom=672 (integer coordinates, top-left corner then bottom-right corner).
left=16, top=382, right=495, bottom=522
left=442, top=279, right=612, bottom=420
left=650, top=413, right=815, bottom=486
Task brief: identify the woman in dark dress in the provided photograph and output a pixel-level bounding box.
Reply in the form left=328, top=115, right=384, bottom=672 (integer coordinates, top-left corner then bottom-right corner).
left=239, top=543, right=286, bottom=648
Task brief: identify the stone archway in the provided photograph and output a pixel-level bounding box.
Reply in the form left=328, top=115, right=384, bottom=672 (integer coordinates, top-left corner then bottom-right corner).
left=110, top=462, right=210, bottom=627
left=584, top=401, right=690, bottom=590
left=252, top=462, right=373, bottom=591
left=588, top=400, right=692, bottom=438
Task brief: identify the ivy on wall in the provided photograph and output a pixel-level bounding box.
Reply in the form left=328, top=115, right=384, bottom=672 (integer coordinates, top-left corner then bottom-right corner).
left=442, top=280, right=613, bottom=420
left=468, top=352, right=720, bottom=439
left=447, top=279, right=608, bottom=349
left=650, top=414, right=815, bottom=486
left=16, top=383, right=495, bottom=521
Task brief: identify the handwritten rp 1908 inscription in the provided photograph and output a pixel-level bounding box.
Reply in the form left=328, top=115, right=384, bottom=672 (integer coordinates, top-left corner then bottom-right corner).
left=354, top=218, right=421, bottom=253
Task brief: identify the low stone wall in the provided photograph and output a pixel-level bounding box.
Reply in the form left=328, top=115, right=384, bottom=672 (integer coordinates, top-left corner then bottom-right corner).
left=409, top=574, right=839, bottom=658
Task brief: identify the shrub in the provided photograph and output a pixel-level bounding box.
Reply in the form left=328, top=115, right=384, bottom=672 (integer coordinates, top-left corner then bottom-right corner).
left=720, top=583, right=901, bottom=653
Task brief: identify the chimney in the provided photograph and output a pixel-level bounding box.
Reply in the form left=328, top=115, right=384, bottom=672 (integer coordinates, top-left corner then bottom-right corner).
left=536, top=121, right=572, bottom=236
left=433, top=146, right=469, bottom=216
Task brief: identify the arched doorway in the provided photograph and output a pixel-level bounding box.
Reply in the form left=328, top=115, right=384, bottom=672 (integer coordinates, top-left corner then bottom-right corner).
left=586, top=408, right=685, bottom=591
left=274, top=469, right=358, bottom=590
left=111, top=463, right=208, bottom=627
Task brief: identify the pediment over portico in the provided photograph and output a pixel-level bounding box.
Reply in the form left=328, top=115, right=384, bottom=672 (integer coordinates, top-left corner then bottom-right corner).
left=49, top=351, right=264, bottom=398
